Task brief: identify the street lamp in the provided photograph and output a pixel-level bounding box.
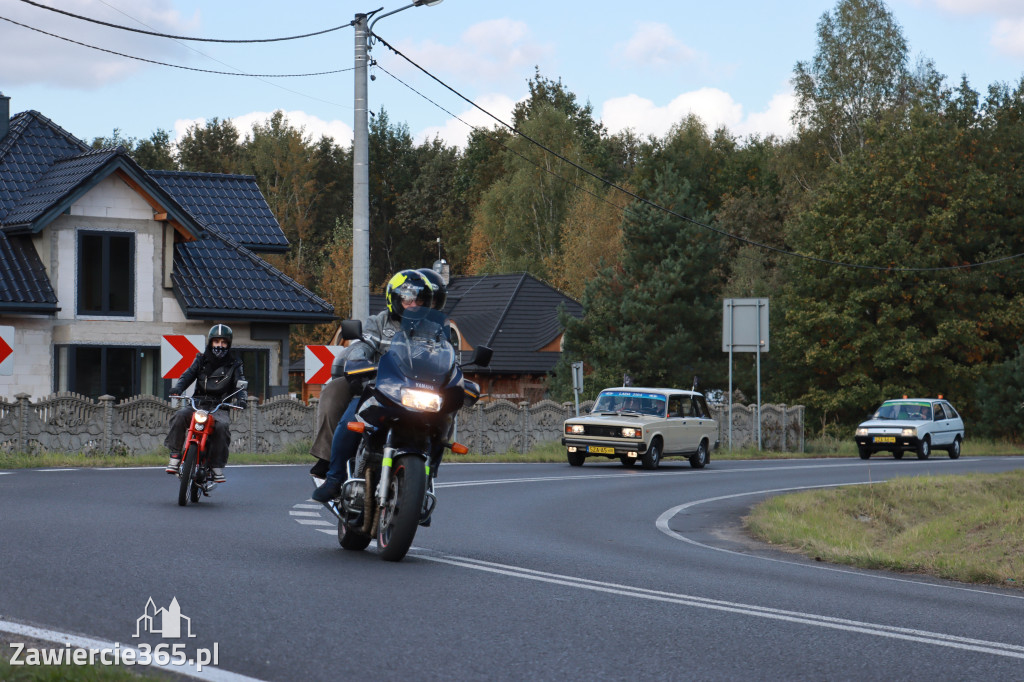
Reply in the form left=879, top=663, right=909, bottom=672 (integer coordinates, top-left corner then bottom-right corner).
left=351, top=0, right=444, bottom=323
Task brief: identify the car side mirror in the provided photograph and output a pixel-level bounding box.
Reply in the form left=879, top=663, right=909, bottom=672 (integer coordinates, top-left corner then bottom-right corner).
left=340, top=319, right=363, bottom=341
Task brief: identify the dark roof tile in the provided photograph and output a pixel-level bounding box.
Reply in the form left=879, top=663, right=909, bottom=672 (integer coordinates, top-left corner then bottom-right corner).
left=0, top=233, right=57, bottom=312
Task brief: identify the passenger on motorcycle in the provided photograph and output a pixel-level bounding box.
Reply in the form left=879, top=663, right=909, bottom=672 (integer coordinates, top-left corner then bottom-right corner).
left=164, top=324, right=247, bottom=483
left=312, top=268, right=443, bottom=502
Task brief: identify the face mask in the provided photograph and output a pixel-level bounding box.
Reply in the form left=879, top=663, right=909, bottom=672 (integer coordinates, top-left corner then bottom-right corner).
left=212, top=346, right=228, bottom=358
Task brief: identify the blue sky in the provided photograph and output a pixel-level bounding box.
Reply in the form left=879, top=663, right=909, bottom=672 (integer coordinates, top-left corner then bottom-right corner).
left=4, top=0, right=1024, bottom=150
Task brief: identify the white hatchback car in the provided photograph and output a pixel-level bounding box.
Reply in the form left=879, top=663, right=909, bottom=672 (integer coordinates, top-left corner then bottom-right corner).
left=854, top=398, right=964, bottom=460
left=561, top=387, right=718, bottom=469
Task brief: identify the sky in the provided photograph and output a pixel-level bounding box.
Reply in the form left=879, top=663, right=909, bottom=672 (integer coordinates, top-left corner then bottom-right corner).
left=3, top=0, right=1024, bottom=151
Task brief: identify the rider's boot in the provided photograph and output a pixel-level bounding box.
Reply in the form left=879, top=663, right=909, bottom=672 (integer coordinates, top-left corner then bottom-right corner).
left=212, top=467, right=226, bottom=483
left=312, top=476, right=342, bottom=502
left=165, top=453, right=181, bottom=474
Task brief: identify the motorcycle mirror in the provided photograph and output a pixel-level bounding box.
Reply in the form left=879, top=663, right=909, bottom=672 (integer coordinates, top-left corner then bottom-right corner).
left=465, top=345, right=492, bottom=368
left=236, top=380, right=248, bottom=390
left=340, top=319, right=363, bottom=341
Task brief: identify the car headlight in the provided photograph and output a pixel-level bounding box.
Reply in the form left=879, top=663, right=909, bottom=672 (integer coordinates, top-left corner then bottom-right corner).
left=621, top=427, right=641, bottom=438
left=400, top=388, right=442, bottom=412
left=856, top=427, right=868, bottom=436
left=902, top=427, right=917, bottom=437
left=566, top=424, right=585, bottom=434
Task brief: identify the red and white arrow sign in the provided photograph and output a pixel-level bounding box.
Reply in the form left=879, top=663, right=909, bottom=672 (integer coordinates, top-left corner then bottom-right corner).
left=304, top=345, right=345, bottom=384
left=0, top=326, right=13, bottom=376
left=161, top=334, right=205, bottom=379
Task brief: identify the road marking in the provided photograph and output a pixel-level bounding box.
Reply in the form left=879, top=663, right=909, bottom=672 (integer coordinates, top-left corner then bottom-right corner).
left=0, top=618, right=266, bottom=681
left=655, top=485, right=1024, bottom=601
left=288, top=511, right=321, bottom=517
left=419, top=553, right=1024, bottom=660
left=295, top=519, right=333, bottom=526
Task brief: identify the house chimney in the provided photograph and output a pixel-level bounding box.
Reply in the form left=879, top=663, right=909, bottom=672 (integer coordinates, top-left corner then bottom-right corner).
left=432, top=258, right=450, bottom=285
left=0, top=92, right=9, bottom=142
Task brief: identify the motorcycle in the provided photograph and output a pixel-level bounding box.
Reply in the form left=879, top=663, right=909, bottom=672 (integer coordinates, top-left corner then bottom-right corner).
left=171, top=382, right=247, bottom=507
left=320, top=307, right=491, bottom=561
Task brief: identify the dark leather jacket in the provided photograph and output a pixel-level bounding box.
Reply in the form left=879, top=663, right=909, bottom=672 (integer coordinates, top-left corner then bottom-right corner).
left=172, top=352, right=247, bottom=405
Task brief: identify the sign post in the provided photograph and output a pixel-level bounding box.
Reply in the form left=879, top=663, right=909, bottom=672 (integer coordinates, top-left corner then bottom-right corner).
left=571, top=361, right=584, bottom=416
left=722, top=299, right=769, bottom=450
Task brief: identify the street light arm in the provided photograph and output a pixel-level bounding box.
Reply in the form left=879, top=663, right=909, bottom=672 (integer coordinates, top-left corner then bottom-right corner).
left=367, top=3, right=414, bottom=34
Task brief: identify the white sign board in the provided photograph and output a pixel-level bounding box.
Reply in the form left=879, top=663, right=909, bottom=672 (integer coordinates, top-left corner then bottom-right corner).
left=161, top=335, right=205, bottom=379
left=0, top=326, right=13, bottom=376
left=723, top=298, right=769, bottom=353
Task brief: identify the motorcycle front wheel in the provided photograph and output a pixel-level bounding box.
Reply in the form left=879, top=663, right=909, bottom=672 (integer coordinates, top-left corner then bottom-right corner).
left=376, top=454, right=427, bottom=562
left=178, top=443, right=198, bottom=506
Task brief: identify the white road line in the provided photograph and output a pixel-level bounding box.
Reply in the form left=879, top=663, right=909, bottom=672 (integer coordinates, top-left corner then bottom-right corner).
left=418, top=553, right=1024, bottom=660
left=288, top=511, right=321, bottom=517
left=0, top=618, right=266, bottom=681
left=655, top=485, right=1024, bottom=601
left=292, top=504, right=321, bottom=509
left=294, top=519, right=333, bottom=526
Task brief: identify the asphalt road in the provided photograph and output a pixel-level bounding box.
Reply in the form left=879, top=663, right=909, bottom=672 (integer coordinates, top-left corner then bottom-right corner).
left=2, top=455, right=1024, bottom=681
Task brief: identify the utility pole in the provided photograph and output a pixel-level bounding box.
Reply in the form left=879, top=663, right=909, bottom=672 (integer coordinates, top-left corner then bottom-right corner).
left=351, top=12, right=370, bottom=323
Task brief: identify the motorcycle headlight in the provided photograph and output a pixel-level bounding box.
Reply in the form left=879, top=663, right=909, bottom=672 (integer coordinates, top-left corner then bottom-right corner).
left=194, top=410, right=209, bottom=424
left=401, top=388, right=442, bottom=412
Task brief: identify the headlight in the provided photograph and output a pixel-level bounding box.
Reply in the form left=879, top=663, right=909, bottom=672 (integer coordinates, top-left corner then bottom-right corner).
left=400, top=388, right=442, bottom=412
left=621, top=427, right=641, bottom=438
left=856, top=428, right=868, bottom=436
left=194, top=410, right=209, bottom=424
left=901, top=428, right=916, bottom=437
left=566, top=424, right=585, bottom=434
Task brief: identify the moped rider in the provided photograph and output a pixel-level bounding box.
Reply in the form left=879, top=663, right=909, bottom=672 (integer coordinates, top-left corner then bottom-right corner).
left=165, top=324, right=247, bottom=483
left=311, top=269, right=441, bottom=502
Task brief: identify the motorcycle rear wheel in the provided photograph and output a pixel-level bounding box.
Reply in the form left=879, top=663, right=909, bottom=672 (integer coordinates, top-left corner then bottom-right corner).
left=178, top=443, right=198, bottom=506
left=376, top=454, right=427, bottom=562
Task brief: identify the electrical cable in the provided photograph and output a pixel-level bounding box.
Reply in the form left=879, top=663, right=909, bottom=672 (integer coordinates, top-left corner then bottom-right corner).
left=0, top=15, right=354, bottom=78
left=371, top=32, right=1024, bottom=274
left=16, top=0, right=353, bottom=42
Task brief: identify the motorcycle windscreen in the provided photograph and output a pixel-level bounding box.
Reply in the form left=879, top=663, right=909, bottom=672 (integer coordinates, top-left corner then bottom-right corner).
left=381, top=307, right=457, bottom=385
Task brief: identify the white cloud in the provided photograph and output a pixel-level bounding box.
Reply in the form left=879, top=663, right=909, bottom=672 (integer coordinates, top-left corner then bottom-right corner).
left=600, top=87, right=795, bottom=141
left=918, top=0, right=1024, bottom=14
left=616, top=22, right=698, bottom=69
left=389, top=19, right=552, bottom=87
left=172, top=111, right=354, bottom=146
left=415, top=93, right=520, bottom=148
left=991, top=17, right=1024, bottom=56
left=0, top=0, right=199, bottom=88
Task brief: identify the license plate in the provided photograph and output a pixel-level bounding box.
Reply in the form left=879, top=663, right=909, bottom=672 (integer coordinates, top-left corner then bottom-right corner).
left=588, top=446, right=614, bottom=454
left=873, top=436, right=896, bottom=443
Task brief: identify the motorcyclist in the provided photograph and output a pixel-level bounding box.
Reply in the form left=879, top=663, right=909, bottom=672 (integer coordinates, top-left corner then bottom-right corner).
left=312, top=269, right=441, bottom=502
left=164, top=324, right=247, bottom=483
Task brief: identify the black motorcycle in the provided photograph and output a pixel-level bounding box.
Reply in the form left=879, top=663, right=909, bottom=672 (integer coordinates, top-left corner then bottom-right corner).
left=322, top=307, right=491, bottom=562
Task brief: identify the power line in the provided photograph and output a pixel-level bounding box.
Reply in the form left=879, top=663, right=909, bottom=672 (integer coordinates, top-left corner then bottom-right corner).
left=0, top=15, right=353, bottom=77
left=17, top=0, right=353, bottom=42
left=371, top=32, right=1024, bottom=274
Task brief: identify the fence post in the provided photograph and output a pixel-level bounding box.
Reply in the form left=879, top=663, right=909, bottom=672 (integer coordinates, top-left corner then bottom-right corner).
left=98, top=395, right=115, bottom=454
left=781, top=403, right=787, bottom=452
left=310, top=397, right=320, bottom=444
left=518, top=401, right=528, bottom=454
left=247, top=396, right=258, bottom=453
left=16, top=393, right=30, bottom=453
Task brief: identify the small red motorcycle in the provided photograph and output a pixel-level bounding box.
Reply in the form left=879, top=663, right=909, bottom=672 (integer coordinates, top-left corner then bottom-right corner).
left=171, top=383, right=247, bottom=506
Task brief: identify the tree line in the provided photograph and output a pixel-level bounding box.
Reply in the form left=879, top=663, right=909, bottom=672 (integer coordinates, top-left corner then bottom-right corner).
left=94, top=0, right=1024, bottom=439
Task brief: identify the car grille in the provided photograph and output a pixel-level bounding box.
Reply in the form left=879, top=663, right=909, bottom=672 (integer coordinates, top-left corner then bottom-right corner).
left=586, top=425, right=630, bottom=438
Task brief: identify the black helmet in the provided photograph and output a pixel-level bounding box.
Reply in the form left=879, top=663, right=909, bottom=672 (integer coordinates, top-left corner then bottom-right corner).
left=385, top=270, right=433, bottom=321
left=417, top=267, right=448, bottom=310
left=207, top=323, right=233, bottom=348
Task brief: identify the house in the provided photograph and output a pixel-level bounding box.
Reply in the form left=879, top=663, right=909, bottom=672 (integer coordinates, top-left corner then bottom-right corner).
left=296, top=271, right=582, bottom=404
left=0, top=94, right=335, bottom=402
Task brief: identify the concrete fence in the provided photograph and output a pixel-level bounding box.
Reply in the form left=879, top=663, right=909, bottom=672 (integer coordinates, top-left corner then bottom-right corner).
left=0, top=393, right=803, bottom=456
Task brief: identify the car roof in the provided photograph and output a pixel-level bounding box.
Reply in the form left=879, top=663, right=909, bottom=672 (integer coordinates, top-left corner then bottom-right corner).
left=881, top=398, right=947, bottom=404
left=598, top=387, right=699, bottom=397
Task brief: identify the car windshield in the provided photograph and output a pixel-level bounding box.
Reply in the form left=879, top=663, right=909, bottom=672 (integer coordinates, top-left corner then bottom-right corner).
left=873, top=401, right=932, bottom=421
left=592, top=391, right=667, bottom=417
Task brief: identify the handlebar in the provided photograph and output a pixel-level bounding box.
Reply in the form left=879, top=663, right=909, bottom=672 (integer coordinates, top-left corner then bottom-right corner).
left=170, top=393, right=244, bottom=412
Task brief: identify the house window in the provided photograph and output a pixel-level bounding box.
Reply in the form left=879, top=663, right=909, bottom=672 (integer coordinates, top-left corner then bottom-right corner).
left=56, top=345, right=160, bottom=401
left=78, top=231, right=134, bottom=316
left=236, top=348, right=269, bottom=401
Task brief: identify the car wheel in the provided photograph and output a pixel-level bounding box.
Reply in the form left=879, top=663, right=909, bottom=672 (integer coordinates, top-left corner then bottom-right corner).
left=916, top=436, right=931, bottom=460
left=567, top=450, right=586, bottom=467
left=893, top=451, right=904, bottom=460
left=640, top=439, right=661, bottom=470
left=619, top=456, right=637, bottom=467
left=948, top=436, right=962, bottom=460
left=858, top=445, right=871, bottom=460
left=689, top=440, right=709, bottom=469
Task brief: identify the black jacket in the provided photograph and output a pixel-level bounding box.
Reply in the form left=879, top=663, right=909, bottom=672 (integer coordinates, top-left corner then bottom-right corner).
left=172, top=352, right=247, bottom=405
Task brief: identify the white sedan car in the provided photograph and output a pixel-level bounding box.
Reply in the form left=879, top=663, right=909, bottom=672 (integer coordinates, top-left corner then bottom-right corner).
left=854, top=398, right=964, bottom=460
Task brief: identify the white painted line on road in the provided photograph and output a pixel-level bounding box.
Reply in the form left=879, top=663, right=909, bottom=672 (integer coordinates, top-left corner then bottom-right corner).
left=0, top=618, right=267, bottom=681
left=289, top=511, right=321, bottom=517
left=419, top=553, right=1024, bottom=660
left=36, top=468, right=80, bottom=472
left=293, top=503, right=321, bottom=509
left=655, top=485, right=1024, bottom=602
left=295, top=519, right=333, bottom=526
